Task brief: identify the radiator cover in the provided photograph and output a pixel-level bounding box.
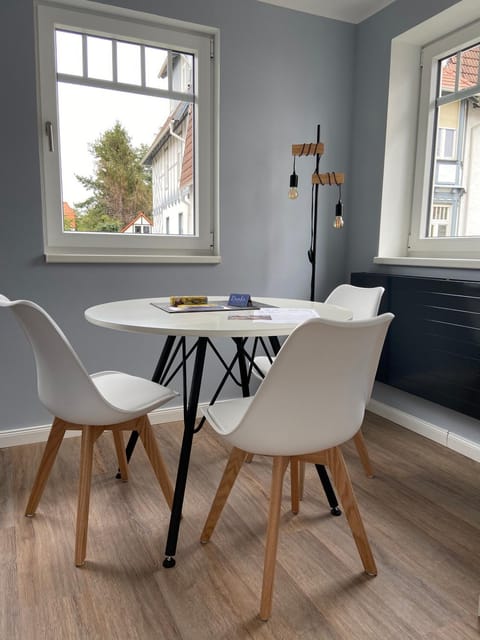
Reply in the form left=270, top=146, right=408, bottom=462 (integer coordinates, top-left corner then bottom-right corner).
left=351, top=273, right=480, bottom=420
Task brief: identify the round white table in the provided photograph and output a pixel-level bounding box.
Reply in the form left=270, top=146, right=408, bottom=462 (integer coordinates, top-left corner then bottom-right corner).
left=85, top=296, right=352, bottom=337
left=85, top=296, right=353, bottom=566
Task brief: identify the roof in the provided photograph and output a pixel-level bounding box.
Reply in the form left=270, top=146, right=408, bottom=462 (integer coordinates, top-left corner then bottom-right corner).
left=142, top=101, right=190, bottom=165
left=440, top=46, right=480, bottom=93
left=120, top=211, right=153, bottom=233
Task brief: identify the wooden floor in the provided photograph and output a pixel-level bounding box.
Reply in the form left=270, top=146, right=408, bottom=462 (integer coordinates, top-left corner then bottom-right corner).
left=1, top=412, right=479, bottom=639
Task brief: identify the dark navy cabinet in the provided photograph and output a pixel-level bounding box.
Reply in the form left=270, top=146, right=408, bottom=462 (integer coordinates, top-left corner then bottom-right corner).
left=351, top=272, right=480, bottom=421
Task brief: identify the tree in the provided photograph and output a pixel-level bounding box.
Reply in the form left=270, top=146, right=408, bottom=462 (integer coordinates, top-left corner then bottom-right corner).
left=75, top=122, right=152, bottom=231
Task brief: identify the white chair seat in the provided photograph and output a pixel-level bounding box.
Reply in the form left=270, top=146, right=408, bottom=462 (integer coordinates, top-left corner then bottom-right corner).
left=203, top=397, right=253, bottom=436
left=91, top=371, right=177, bottom=419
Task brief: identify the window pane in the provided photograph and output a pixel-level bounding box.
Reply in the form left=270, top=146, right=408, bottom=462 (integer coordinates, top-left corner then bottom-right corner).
left=145, top=46, right=168, bottom=90
left=87, top=35, right=112, bottom=81
left=117, top=41, right=141, bottom=85
left=425, top=41, right=480, bottom=239
left=427, top=94, right=480, bottom=237
left=459, top=43, right=480, bottom=90
left=57, top=82, right=195, bottom=236
left=56, top=30, right=83, bottom=76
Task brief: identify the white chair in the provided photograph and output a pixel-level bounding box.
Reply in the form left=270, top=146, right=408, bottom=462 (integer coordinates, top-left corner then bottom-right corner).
left=200, top=313, right=393, bottom=620
left=0, top=294, right=178, bottom=567
left=252, top=284, right=385, bottom=479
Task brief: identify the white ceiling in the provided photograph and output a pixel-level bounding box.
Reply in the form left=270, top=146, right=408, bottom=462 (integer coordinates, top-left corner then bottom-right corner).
left=257, top=0, right=396, bottom=23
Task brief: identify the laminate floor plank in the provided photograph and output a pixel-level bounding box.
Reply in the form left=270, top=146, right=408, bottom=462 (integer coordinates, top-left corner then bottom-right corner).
left=1, top=413, right=479, bottom=639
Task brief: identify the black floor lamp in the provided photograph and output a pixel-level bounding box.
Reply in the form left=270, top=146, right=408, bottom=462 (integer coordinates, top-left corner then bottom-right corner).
left=288, top=125, right=345, bottom=301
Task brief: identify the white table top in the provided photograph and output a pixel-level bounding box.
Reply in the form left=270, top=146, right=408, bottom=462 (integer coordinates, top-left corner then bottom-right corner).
left=85, top=296, right=352, bottom=338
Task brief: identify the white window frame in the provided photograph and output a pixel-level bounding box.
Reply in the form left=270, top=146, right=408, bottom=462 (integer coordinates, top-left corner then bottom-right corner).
left=35, top=0, right=220, bottom=263
left=376, top=1, right=480, bottom=269
left=409, top=22, right=480, bottom=258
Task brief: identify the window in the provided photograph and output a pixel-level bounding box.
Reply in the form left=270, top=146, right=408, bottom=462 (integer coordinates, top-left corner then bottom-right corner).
left=410, top=32, right=480, bottom=254
left=377, top=3, right=480, bottom=267
left=36, top=0, right=219, bottom=262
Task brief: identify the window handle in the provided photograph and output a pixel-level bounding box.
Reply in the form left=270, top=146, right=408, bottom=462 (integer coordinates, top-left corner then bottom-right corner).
left=45, top=121, right=54, bottom=152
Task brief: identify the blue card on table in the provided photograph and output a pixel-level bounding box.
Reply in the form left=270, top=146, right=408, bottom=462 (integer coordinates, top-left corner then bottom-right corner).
left=228, top=293, right=252, bottom=307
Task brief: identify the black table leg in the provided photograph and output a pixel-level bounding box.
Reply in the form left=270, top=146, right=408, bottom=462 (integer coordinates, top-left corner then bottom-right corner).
left=268, top=336, right=282, bottom=355
left=163, top=337, right=208, bottom=568
left=315, top=464, right=342, bottom=516
left=233, top=338, right=250, bottom=397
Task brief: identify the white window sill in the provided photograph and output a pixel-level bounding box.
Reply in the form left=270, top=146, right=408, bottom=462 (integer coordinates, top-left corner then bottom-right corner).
left=45, top=252, right=222, bottom=264
left=374, top=256, right=480, bottom=269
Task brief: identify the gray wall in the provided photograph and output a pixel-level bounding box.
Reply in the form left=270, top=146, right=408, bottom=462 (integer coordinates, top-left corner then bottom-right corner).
left=2, top=0, right=476, bottom=434
left=0, top=0, right=354, bottom=430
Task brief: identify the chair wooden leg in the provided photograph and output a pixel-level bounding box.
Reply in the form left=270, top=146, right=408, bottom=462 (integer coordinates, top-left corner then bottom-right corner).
left=138, top=418, right=174, bottom=510
left=112, top=431, right=129, bottom=482
left=260, top=456, right=289, bottom=621
left=299, top=461, right=305, bottom=500
left=25, top=418, right=66, bottom=517
left=245, top=453, right=254, bottom=463
left=353, top=430, right=375, bottom=478
left=200, top=447, right=247, bottom=543
left=325, top=447, right=377, bottom=576
left=290, top=458, right=300, bottom=514
left=75, top=427, right=103, bottom=567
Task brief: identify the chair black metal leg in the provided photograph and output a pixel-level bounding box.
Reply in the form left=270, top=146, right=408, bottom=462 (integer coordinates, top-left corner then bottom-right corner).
left=163, top=337, right=208, bottom=568
left=315, top=464, right=342, bottom=516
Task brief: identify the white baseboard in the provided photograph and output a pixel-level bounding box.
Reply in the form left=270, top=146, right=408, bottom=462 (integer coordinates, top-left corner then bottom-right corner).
left=367, top=398, right=480, bottom=463
left=446, top=432, right=480, bottom=463
left=0, top=403, right=205, bottom=449
left=2, top=400, right=480, bottom=464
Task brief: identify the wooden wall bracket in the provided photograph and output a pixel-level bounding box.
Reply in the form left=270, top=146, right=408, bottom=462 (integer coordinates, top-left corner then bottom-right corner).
left=292, top=143, right=324, bottom=157
left=312, top=171, right=345, bottom=185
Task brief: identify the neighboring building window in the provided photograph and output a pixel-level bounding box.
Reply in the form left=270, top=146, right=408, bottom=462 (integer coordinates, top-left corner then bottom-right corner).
left=36, top=0, right=219, bottom=262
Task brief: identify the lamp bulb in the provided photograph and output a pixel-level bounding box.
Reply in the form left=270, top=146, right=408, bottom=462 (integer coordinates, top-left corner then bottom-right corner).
left=333, top=215, right=344, bottom=229
left=288, top=186, right=299, bottom=199
left=288, top=171, right=299, bottom=199
left=333, top=199, right=344, bottom=228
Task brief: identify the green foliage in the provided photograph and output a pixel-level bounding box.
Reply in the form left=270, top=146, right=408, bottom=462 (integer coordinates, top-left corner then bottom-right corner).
left=76, top=208, right=121, bottom=233
left=75, top=122, right=152, bottom=231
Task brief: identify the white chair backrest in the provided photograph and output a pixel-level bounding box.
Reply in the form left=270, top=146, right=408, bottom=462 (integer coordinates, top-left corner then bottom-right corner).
left=325, top=284, right=384, bottom=320
left=230, top=314, right=394, bottom=456
left=0, top=295, right=120, bottom=424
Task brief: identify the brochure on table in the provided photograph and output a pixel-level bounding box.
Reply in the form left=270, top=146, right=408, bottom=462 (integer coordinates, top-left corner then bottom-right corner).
left=152, top=293, right=276, bottom=314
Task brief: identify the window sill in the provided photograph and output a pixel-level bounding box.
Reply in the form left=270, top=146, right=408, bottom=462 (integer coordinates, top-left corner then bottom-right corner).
left=45, top=252, right=222, bottom=264
left=374, top=256, right=480, bottom=269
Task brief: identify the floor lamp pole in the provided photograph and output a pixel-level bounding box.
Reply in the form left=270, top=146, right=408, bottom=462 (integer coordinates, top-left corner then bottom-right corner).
left=310, top=124, right=321, bottom=302
left=289, top=126, right=345, bottom=303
